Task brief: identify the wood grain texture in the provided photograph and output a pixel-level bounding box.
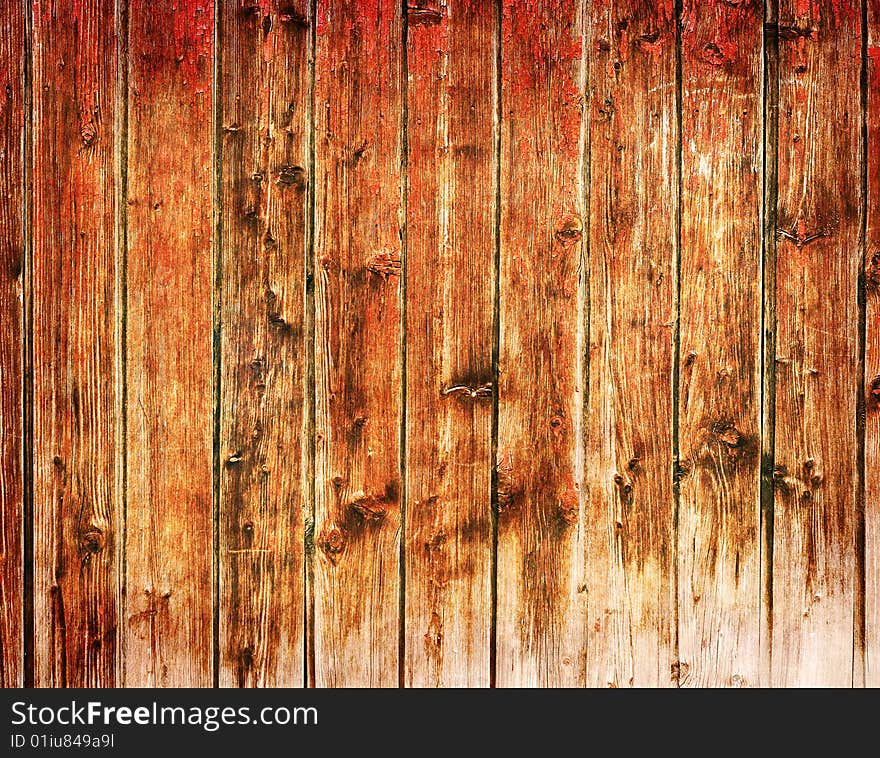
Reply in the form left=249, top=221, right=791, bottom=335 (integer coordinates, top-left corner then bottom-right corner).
left=772, top=0, right=861, bottom=687
left=7, top=0, right=879, bottom=691
left=866, top=0, right=880, bottom=688
left=31, top=0, right=120, bottom=688
left=125, top=0, right=214, bottom=687
left=678, top=0, right=763, bottom=688
left=404, top=0, right=496, bottom=688
left=584, top=0, right=677, bottom=688
left=496, top=0, right=587, bottom=688
left=0, top=0, right=25, bottom=689
left=312, top=0, right=404, bottom=687
left=218, top=0, right=309, bottom=689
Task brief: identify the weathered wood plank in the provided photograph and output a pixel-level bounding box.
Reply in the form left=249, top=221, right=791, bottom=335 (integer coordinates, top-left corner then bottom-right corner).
left=584, top=0, right=677, bottom=688
left=773, top=0, right=861, bottom=687
left=865, top=0, right=880, bottom=688
left=218, top=0, right=309, bottom=689
left=31, top=0, right=120, bottom=687
left=312, top=0, right=404, bottom=687
left=404, top=0, right=495, bottom=688
left=125, top=0, right=214, bottom=687
left=0, top=0, right=25, bottom=689
left=678, top=0, right=763, bottom=687
left=496, top=0, right=587, bottom=688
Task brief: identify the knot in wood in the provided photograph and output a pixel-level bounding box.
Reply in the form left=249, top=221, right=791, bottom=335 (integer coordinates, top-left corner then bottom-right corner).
left=366, top=250, right=401, bottom=278
left=867, top=253, right=880, bottom=293
left=348, top=493, right=388, bottom=523
left=318, top=526, right=346, bottom=563
left=869, top=375, right=880, bottom=411
left=80, top=527, right=105, bottom=554
left=80, top=119, right=97, bottom=146
left=554, top=215, right=583, bottom=247
left=277, top=165, right=306, bottom=188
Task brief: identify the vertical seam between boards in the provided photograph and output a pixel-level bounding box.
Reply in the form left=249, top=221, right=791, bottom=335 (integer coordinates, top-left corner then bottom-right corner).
left=305, top=0, right=318, bottom=689
left=761, top=0, right=779, bottom=688
left=579, top=0, right=591, bottom=689
left=671, top=0, right=684, bottom=689
left=398, top=0, right=409, bottom=690
left=211, top=0, right=223, bottom=690
left=22, top=0, right=34, bottom=690
left=855, top=0, right=869, bottom=688
left=489, top=0, right=503, bottom=690
left=115, top=0, right=131, bottom=689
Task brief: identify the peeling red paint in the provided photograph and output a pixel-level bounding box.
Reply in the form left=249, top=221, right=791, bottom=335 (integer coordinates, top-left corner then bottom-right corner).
left=124, top=0, right=215, bottom=686
left=682, top=0, right=760, bottom=73
left=638, top=35, right=666, bottom=60
left=502, top=0, right=584, bottom=155
left=869, top=46, right=880, bottom=88
left=793, top=0, right=858, bottom=27
left=700, top=40, right=738, bottom=66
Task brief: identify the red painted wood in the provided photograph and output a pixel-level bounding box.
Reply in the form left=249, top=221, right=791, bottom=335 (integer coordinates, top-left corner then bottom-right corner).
left=772, top=0, right=862, bottom=687
left=404, top=0, right=496, bottom=688
left=585, top=0, right=677, bottom=688
left=0, top=0, right=25, bottom=689
left=5, top=0, right=876, bottom=690
left=865, top=0, right=880, bottom=688
left=31, top=0, right=120, bottom=687
left=218, top=0, right=310, bottom=688
left=678, top=0, right=764, bottom=687
left=496, top=0, right=588, bottom=687
left=125, top=0, right=214, bottom=687
left=312, top=0, right=404, bottom=687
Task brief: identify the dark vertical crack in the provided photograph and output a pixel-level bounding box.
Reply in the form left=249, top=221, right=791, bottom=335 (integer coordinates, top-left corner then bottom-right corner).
left=398, top=0, right=409, bottom=690
left=305, top=0, right=317, bottom=689
left=22, top=0, right=34, bottom=690
left=671, top=0, right=684, bottom=689
left=115, top=0, right=130, bottom=688
left=855, top=0, right=869, bottom=689
left=579, top=0, right=591, bottom=689
left=761, top=0, right=780, bottom=689
left=211, top=0, right=223, bottom=690
left=489, top=0, right=503, bottom=691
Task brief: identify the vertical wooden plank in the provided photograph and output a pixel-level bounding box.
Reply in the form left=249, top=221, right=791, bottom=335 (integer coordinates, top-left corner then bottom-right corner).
left=404, top=0, right=495, bottom=688
left=125, top=0, right=214, bottom=687
left=0, top=0, right=24, bottom=689
left=865, top=0, right=880, bottom=688
left=497, top=0, right=587, bottom=688
left=312, top=0, right=403, bottom=687
left=218, top=0, right=309, bottom=689
left=584, top=0, right=677, bottom=688
left=32, top=0, right=119, bottom=687
left=678, top=0, right=763, bottom=687
left=773, top=0, right=861, bottom=687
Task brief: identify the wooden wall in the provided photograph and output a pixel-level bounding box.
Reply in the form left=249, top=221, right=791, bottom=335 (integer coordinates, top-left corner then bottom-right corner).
left=0, top=0, right=876, bottom=688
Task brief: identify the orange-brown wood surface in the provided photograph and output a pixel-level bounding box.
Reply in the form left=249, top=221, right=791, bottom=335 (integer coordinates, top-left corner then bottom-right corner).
left=312, top=0, right=404, bottom=687
left=218, top=0, right=310, bottom=689
left=585, top=0, right=677, bottom=688
left=404, top=0, right=496, bottom=688
left=868, top=0, right=880, bottom=688
left=773, top=0, right=861, bottom=687
left=678, top=0, right=763, bottom=688
left=31, top=0, right=120, bottom=688
left=1, top=0, right=876, bottom=689
left=496, top=0, right=588, bottom=688
left=125, top=0, right=214, bottom=687
left=0, top=0, right=24, bottom=689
